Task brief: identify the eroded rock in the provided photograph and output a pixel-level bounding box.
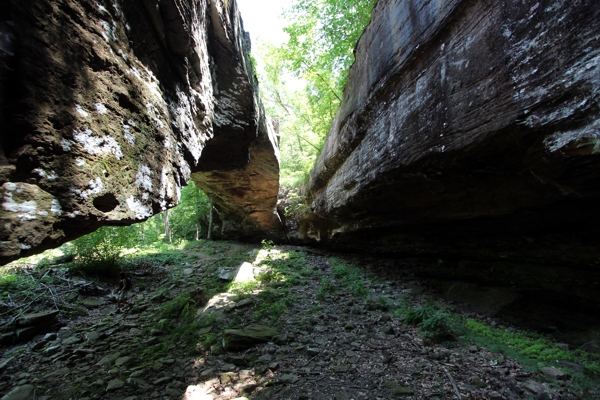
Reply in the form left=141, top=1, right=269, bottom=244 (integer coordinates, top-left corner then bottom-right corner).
left=0, top=0, right=280, bottom=265
left=298, top=0, right=600, bottom=268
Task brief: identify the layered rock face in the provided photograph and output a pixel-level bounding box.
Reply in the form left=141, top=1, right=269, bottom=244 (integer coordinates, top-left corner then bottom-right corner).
left=0, top=0, right=280, bottom=264
left=301, top=0, right=600, bottom=265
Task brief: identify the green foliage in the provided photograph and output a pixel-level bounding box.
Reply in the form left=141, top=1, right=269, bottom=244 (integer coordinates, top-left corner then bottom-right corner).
left=196, top=333, right=218, bottom=351
left=284, top=188, right=310, bottom=217
left=281, top=0, right=376, bottom=124
left=142, top=321, right=199, bottom=363
left=229, top=280, right=260, bottom=295
left=401, top=303, right=452, bottom=342
left=252, top=0, right=377, bottom=187
left=330, top=257, right=368, bottom=297
left=166, top=181, right=212, bottom=240
left=255, top=269, right=286, bottom=285
left=0, top=271, right=20, bottom=292
left=255, top=42, right=324, bottom=187
left=63, top=182, right=212, bottom=267
left=204, top=276, right=230, bottom=299
left=189, top=240, right=232, bottom=257
left=66, top=226, right=126, bottom=277
left=261, top=239, right=275, bottom=251
left=126, top=243, right=196, bottom=266
left=418, top=311, right=451, bottom=340
left=160, top=293, right=196, bottom=322
left=463, top=319, right=600, bottom=375
left=256, top=248, right=307, bottom=273
left=404, top=304, right=438, bottom=326
left=253, top=288, right=291, bottom=325
left=317, top=277, right=335, bottom=300
left=366, top=296, right=390, bottom=311
left=283, top=0, right=376, bottom=83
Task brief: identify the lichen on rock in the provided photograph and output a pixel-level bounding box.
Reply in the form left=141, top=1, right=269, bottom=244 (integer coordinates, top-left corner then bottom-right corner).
left=0, top=0, right=280, bottom=264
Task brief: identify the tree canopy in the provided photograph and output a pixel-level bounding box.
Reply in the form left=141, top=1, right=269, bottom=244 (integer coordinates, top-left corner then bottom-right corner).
left=256, top=0, right=377, bottom=186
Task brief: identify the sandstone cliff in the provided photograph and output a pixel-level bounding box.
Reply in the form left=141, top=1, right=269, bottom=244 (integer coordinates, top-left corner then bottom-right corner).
left=300, top=0, right=600, bottom=265
left=0, top=0, right=280, bottom=264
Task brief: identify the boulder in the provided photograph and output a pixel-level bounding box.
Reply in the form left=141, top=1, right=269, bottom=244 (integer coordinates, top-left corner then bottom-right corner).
left=80, top=299, right=103, bottom=308
left=0, top=384, right=34, bottom=400
left=222, top=324, right=278, bottom=351
left=0, top=310, right=60, bottom=344
left=541, top=366, right=568, bottom=381
left=15, top=310, right=59, bottom=327
left=106, top=379, right=125, bottom=391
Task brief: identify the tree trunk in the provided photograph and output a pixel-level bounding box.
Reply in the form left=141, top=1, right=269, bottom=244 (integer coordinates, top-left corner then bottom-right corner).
left=163, top=210, right=172, bottom=243
left=140, top=223, right=145, bottom=245
left=195, top=223, right=201, bottom=241
left=207, top=200, right=214, bottom=240
left=154, top=214, right=162, bottom=237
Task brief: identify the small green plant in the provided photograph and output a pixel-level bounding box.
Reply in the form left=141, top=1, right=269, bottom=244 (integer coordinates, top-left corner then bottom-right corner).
left=330, top=257, right=368, bottom=298
left=198, top=313, right=218, bottom=329
left=349, top=280, right=367, bottom=297
left=197, top=333, right=217, bottom=351
left=0, top=271, right=22, bottom=292
left=255, top=269, right=285, bottom=285
left=252, top=288, right=291, bottom=325
left=204, top=276, right=230, bottom=298
left=261, top=239, right=275, bottom=251
left=317, top=277, right=336, bottom=300
left=229, top=280, right=259, bottom=295
left=403, top=304, right=452, bottom=342
left=161, top=293, right=196, bottom=322
left=404, top=304, right=438, bottom=326
left=284, top=189, right=310, bottom=217
left=366, top=296, right=390, bottom=311
left=418, top=310, right=451, bottom=340
left=299, top=265, right=319, bottom=277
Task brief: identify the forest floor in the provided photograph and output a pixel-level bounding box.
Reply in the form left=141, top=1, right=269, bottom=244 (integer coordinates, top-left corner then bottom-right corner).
left=1, top=240, right=600, bottom=399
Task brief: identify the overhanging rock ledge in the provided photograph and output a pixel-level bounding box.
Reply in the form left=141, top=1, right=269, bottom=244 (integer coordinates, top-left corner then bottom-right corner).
left=297, top=0, right=600, bottom=267
left=0, top=0, right=280, bottom=264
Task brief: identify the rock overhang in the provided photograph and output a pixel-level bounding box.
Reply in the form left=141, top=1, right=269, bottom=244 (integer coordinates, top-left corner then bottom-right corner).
left=297, top=0, right=600, bottom=266
left=0, top=0, right=280, bottom=264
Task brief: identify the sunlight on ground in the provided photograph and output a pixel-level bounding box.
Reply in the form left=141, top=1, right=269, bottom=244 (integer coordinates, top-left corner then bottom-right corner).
left=5, top=247, right=64, bottom=268
left=1, top=240, right=300, bottom=399
left=185, top=247, right=294, bottom=399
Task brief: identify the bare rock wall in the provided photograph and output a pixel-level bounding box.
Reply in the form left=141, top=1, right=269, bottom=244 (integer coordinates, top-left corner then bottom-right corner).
left=300, top=0, right=600, bottom=265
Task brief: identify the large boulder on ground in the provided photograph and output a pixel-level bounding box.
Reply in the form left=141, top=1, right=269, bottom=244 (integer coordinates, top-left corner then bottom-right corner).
left=222, top=324, right=277, bottom=351
left=0, top=384, right=35, bottom=400
left=14, top=310, right=59, bottom=327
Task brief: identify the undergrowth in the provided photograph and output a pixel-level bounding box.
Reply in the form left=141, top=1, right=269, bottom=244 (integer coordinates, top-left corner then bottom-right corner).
left=396, top=302, right=452, bottom=342
left=252, top=288, right=292, bottom=325
left=330, top=257, right=368, bottom=297
left=462, top=319, right=600, bottom=376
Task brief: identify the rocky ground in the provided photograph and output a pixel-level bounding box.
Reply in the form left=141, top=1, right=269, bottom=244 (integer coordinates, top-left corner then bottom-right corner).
left=1, top=241, right=599, bottom=399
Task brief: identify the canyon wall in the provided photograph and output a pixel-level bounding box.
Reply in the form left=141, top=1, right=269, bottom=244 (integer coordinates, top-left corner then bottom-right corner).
left=0, top=0, right=280, bottom=264
left=300, top=0, right=600, bottom=266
